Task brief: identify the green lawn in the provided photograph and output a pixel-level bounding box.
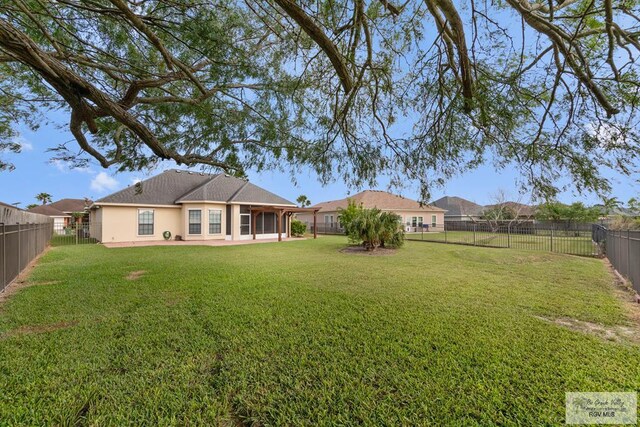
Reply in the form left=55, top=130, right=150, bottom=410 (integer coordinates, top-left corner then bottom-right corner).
left=406, top=231, right=596, bottom=255
left=0, top=237, right=638, bottom=425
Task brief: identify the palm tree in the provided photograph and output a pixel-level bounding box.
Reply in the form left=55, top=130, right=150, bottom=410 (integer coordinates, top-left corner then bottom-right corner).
left=35, top=192, right=52, bottom=205
left=296, top=195, right=311, bottom=207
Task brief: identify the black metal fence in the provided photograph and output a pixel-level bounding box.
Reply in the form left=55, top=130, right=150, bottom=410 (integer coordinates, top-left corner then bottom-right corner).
left=52, top=222, right=99, bottom=246
left=593, top=225, right=640, bottom=293
left=308, top=223, right=345, bottom=235
left=406, top=221, right=598, bottom=256
left=1, top=205, right=53, bottom=292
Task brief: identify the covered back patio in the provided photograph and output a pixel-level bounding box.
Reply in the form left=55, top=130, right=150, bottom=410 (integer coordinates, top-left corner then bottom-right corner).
left=250, top=206, right=320, bottom=241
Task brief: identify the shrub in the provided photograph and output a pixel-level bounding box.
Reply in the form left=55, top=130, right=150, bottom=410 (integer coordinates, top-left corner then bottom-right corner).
left=337, top=199, right=363, bottom=243
left=349, top=208, right=404, bottom=251
left=379, top=211, right=404, bottom=248
left=291, top=219, right=307, bottom=236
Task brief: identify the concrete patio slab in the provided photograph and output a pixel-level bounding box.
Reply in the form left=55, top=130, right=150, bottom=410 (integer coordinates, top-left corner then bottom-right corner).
left=103, top=237, right=306, bottom=248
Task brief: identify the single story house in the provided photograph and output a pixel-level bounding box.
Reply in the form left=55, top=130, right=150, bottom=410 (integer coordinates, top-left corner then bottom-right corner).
left=89, top=169, right=316, bottom=243
left=28, top=198, right=92, bottom=233
left=431, top=196, right=484, bottom=222
left=296, top=190, right=446, bottom=232
left=483, top=201, right=536, bottom=220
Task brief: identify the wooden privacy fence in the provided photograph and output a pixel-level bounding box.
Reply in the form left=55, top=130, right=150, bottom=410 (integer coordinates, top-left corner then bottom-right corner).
left=593, top=225, right=640, bottom=293
left=0, top=204, right=53, bottom=292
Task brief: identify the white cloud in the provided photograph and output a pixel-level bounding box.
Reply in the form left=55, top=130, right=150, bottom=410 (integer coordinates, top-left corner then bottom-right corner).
left=16, top=137, right=33, bottom=151
left=1, top=136, right=32, bottom=152
left=51, top=160, right=94, bottom=174
left=90, top=172, right=119, bottom=193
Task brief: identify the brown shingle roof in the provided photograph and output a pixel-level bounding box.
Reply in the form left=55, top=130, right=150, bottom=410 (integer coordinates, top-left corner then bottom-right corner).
left=312, top=190, right=446, bottom=213
left=49, top=198, right=92, bottom=213
left=431, top=196, right=484, bottom=217
left=27, top=204, right=70, bottom=217
left=97, top=169, right=295, bottom=206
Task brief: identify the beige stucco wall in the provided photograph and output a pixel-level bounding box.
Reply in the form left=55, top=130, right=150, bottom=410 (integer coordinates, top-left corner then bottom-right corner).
left=397, top=210, right=445, bottom=231
left=180, top=202, right=227, bottom=241
left=99, top=205, right=182, bottom=243
left=97, top=203, right=293, bottom=243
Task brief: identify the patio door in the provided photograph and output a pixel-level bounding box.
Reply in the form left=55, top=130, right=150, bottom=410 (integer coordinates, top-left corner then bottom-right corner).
left=240, top=213, right=251, bottom=235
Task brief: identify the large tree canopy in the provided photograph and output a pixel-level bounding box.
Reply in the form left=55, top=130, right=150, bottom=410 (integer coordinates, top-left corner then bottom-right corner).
left=1, top=0, right=639, bottom=199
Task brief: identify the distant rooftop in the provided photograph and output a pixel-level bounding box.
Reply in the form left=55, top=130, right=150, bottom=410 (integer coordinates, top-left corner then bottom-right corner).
left=431, top=196, right=484, bottom=217
left=311, top=190, right=446, bottom=213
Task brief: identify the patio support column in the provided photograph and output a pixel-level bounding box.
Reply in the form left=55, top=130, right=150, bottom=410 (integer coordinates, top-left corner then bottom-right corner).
left=277, top=209, right=283, bottom=242
left=313, top=210, right=317, bottom=239
left=252, top=211, right=257, bottom=240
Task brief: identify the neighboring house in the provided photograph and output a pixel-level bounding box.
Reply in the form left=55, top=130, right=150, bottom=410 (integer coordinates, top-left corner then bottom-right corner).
left=89, top=169, right=313, bottom=243
left=483, top=201, right=536, bottom=220
left=27, top=205, right=70, bottom=234
left=28, top=198, right=92, bottom=234
left=431, top=196, right=484, bottom=221
left=296, top=190, right=446, bottom=232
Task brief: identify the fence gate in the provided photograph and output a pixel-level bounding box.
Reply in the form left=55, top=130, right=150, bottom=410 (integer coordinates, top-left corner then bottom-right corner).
left=52, top=221, right=100, bottom=246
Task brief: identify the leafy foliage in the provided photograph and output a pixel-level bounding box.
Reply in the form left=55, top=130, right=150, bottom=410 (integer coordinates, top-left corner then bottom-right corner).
left=535, top=201, right=600, bottom=224
left=290, top=219, right=307, bottom=237
left=296, top=195, right=311, bottom=208
left=35, top=193, right=51, bottom=205
left=347, top=207, right=404, bottom=250
left=1, top=1, right=639, bottom=198
left=337, top=198, right=363, bottom=242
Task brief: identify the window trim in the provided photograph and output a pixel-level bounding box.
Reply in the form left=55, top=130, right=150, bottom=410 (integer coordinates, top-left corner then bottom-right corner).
left=188, top=209, right=202, bottom=235
left=208, top=209, right=222, bottom=235
left=137, top=208, right=154, bottom=236
left=431, top=214, right=437, bottom=227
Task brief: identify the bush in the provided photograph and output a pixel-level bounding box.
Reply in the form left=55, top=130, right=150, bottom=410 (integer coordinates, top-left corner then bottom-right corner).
left=608, top=215, right=640, bottom=230
left=347, top=208, right=404, bottom=251
left=337, top=199, right=363, bottom=243
left=291, top=219, right=307, bottom=237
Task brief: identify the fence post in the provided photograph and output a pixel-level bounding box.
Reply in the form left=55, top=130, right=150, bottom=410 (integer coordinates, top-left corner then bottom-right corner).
left=507, top=224, right=511, bottom=248
left=444, top=224, right=447, bottom=243
left=550, top=228, right=554, bottom=253
left=473, top=223, right=477, bottom=246
left=1, top=222, right=5, bottom=290
left=17, top=222, right=21, bottom=271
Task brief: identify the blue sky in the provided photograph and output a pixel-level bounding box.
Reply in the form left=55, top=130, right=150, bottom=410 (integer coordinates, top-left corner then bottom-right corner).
left=1, top=120, right=637, bottom=208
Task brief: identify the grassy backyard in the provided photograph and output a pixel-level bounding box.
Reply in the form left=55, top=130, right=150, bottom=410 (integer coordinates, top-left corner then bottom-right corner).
left=406, top=230, right=596, bottom=255
left=0, top=237, right=638, bottom=425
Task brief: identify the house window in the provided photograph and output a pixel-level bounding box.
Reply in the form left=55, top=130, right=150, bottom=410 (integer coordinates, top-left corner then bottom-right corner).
left=431, top=215, right=437, bottom=227
left=209, top=209, right=222, bottom=234
left=418, top=216, right=423, bottom=226
left=138, top=209, right=154, bottom=235
left=188, top=209, right=201, bottom=234
left=411, top=217, right=417, bottom=227
left=324, top=214, right=334, bottom=227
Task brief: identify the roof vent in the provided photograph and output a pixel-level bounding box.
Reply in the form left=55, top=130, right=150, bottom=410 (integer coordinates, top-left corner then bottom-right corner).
left=176, top=170, right=181, bottom=173
left=188, top=171, right=192, bottom=174
left=199, top=172, right=204, bottom=176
